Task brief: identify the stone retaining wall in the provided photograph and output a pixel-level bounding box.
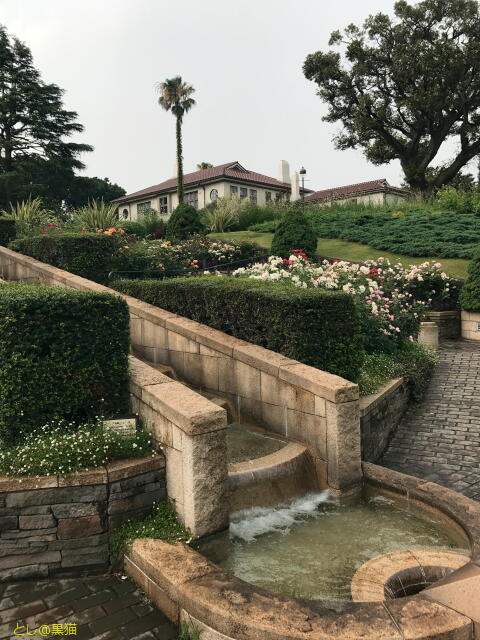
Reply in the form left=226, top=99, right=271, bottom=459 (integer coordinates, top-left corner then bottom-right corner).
left=0, top=246, right=361, bottom=493
left=360, top=379, right=410, bottom=462
left=461, top=310, right=480, bottom=341
left=425, top=310, right=461, bottom=340
left=0, top=456, right=165, bottom=581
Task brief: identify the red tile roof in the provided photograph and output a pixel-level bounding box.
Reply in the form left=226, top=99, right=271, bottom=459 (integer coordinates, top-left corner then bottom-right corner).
left=113, top=161, right=312, bottom=203
left=304, top=179, right=407, bottom=203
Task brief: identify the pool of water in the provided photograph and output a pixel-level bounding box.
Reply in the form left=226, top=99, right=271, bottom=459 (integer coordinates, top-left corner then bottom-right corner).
left=227, top=422, right=287, bottom=464
left=200, top=488, right=469, bottom=601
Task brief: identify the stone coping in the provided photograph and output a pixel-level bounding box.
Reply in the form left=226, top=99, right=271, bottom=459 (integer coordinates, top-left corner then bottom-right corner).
left=124, top=463, right=480, bottom=639
left=359, top=378, right=404, bottom=417
left=0, top=246, right=358, bottom=404
left=228, top=441, right=307, bottom=475
left=0, top=454, right=164, bottom=491
left=351, top=549, right=469, bottom=602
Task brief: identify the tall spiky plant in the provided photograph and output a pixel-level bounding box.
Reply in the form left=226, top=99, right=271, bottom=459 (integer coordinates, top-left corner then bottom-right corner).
left=156, top=77, right=196, bottom=205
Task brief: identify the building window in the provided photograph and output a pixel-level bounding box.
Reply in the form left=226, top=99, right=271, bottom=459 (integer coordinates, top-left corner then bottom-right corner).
left=159, top=196, right=168, bottom=214
left=122, top=208, right=129, bottom=219
left=275, top=192, right=283, bottom=202
left=250, top=189, right=257, bottom=203
left=210, top=189, right=219, bottom=202
left=230, top=185, right=238, bottom=195
left=137, top=201, right=151, bottom=215
left=240, top=187, right=248, bottom=199
left=185, top=191, right=198, bottom=208
left=265, top=191, right=272, bottom=202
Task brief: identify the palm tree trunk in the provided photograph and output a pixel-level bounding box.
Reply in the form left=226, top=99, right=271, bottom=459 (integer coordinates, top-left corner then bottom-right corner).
left=176, top=117, right=184, bottom=205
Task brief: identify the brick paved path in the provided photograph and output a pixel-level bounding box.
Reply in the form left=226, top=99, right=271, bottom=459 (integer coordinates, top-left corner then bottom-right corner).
left=0, top=575, right=177, bottom=640
left=381, top=339, right=480, bottom=501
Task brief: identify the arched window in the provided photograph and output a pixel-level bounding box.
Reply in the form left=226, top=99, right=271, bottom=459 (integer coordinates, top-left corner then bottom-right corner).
left=122, top=208, right=129, bottom=219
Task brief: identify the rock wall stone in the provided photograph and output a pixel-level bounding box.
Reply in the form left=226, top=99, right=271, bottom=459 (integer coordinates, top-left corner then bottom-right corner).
left=360, top=379, right=410, bottom=462
left=0, top=456, right=165, bottom=581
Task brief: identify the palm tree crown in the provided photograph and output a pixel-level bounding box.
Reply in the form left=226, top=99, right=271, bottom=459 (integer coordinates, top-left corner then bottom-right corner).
left=157, top=76, right=196, bottom=122
left=156, top=76, right=196, bottom=205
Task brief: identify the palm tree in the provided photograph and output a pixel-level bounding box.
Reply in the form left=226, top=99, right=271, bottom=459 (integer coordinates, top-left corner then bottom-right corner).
left=157, top=77, right=196, bottom=205
left=197, top=162, right=213, bottom=170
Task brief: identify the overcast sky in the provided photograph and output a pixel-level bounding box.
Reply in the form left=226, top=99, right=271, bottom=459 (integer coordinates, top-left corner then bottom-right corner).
left=0, top=0, right=466, bottom=194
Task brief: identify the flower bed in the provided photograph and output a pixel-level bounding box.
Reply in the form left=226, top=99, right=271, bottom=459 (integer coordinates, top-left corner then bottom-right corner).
left=233, top=254, right=456, bottom=353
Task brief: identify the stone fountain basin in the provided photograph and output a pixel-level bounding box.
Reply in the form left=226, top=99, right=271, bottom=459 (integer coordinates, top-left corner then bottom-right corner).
left=125, top=462, right=480, bottom=640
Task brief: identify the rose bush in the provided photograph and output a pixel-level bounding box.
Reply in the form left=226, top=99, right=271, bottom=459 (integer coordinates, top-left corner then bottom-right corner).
left=233, top=254, right=456, bottom=353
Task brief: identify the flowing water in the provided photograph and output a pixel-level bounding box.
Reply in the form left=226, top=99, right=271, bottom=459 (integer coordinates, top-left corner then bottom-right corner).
left=200, top=488, right=469, bottom=601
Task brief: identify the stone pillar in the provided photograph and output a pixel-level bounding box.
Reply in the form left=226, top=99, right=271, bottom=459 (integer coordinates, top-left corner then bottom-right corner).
left=418, top=322, right=439, bottom=349
left=290, top=172, right=300, bottom=202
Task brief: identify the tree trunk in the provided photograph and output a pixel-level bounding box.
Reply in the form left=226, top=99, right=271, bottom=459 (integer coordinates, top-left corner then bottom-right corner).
left=176, top=117, right=183, bottom=205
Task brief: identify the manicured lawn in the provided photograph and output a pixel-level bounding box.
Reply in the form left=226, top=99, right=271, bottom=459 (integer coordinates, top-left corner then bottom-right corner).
left=210, top=231, right=469, bottom=279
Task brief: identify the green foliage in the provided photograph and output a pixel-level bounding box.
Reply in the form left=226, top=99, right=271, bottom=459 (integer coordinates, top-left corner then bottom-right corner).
left=308, top=207, right=480, bottom=259
left=111, top=276, right=365, bottom=382
left=67, top=176, right=125, bottom=208
left=71, top=200, right=119, bottom=231
left=112, top=501, right=191, bottom=555
left=9, top=232, right=119, bottom=283
left=0, top=217, right=16, bottom=245
left=0, top=25, right=92, bottom=209
left=178, top=618, right=201, bottom=640
left=0, top=420, right=153, bottom=477
left=358, top=342, right=438, bottom=400
left=166, top=203, right=205, bottom=241
left=0, top=284, right=129, bottom=445
left=2, top=197, right=52, bottom=235
left=460, top=252, right=480, bottom=311
left=120, top=221, right=149, bottom=238
left=436, top=185, right=480, bottom=214
left=138, top=209, right=167, bottom=238
left=271, top=210, right=317, bottom=258
left=303, top=0, right=480, bottom=193
left=248, top=219, right=279, bottom=233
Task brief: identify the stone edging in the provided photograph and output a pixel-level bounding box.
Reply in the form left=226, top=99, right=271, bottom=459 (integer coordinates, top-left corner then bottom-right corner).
left=0, top=455, right=165, bottom=581
left=359, top=378, right=404, bottom=417
left=124, top=463, right=480, bottom=640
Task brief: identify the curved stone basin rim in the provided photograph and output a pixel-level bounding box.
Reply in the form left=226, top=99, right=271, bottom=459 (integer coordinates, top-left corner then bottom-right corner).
left=124, top=463, right=480, bottom=640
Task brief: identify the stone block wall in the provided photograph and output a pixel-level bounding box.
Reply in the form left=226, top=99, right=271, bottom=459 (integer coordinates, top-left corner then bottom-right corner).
left=360, top=379, right=410, bottom=462
left=0, top=246, right=362, bottom=494
left=425, top=310, right=461, bottom=340
left=0, top=456, right=165, bottom=581
left=461, top=310, right=480, bottom=341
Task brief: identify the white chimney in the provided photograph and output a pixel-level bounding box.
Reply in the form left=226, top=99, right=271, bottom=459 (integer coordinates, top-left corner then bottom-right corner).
left=277, top=160, right=290, bottom=184
left=291, top=171, right=300, bottom=201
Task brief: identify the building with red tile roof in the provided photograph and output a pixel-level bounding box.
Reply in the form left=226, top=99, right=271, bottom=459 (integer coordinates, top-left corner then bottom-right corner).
left=303, top=179, right=408, bottom=206
left=113, top=161, right=313, bottom=220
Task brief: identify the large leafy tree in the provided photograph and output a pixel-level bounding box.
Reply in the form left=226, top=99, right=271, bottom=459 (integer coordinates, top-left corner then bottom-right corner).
left=67, top=176, right=126, bottom=208
left=0, top=25, right=92, bottom=207
left=157, top=77, right=195, bottom=204
left=303, top=0, right=480, bottom=194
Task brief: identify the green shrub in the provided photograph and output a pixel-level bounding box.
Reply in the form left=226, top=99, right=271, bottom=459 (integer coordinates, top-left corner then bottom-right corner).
left=112, top=500, right=191, bottom=555
left=248, top=220, right=279, bottom=233
left=72, top=199, right=119, bottom=230
left=1, top=197, right=52, bottom=235
left=0, top=419, right=153, bottom=476
left=232, top=203, right=280, bottom=231
left=121, top=221, right=149, bottom=238
left=0, top=284, right=130, bottom=445
left=9, top=233, right=119, bottom=283
left=271, top=210, right=317, bottom=258
left=166, top=204, right=205, bottom=241
left=460, top=252, right=480, bottom=311
left=358, top=342, right=437, bottom=399
left=308, top=207, right=480, bottom=259
left=138, top=209, right=167, bottom=238
left=0, top=218, right=16, bottom=245
left=111, top=276, right=364, bottom=382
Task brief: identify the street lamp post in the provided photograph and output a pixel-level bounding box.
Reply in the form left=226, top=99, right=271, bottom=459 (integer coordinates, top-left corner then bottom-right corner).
left=299, top=166, right=306, bottom=209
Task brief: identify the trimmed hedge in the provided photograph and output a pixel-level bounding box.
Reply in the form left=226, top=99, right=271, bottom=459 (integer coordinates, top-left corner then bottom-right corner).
left=460, top=252, right=480, bottom=311
left=0, top=218, right=16, bottom=246
left=166, top=204, right=205, bottom=241
left=9, top=233, right=118, bottom=283
left=271, top=210, right=317, bottom=258
left=111, top=276, right=364, bottom=382
left=0, top=284, right=130, bottom=445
